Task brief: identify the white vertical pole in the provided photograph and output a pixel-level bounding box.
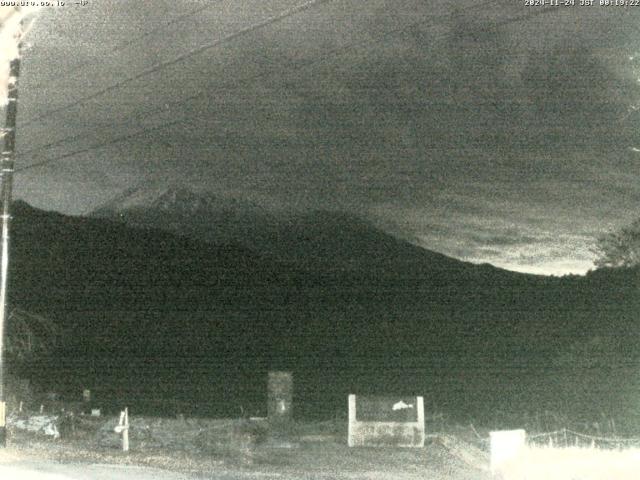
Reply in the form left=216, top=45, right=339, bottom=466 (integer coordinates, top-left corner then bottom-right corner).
left=348, top=394, right=356, bottom=447
left=0, top=54, right=20, bottom=449
left=416, top=396, right=425, bottom=447
left=122, top=407, right=129, bottom=452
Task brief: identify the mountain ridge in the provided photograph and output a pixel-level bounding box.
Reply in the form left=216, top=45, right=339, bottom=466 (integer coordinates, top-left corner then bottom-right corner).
left=6, top=200, right=639, bottom=425
left=89, top=185, right=522, bottom=275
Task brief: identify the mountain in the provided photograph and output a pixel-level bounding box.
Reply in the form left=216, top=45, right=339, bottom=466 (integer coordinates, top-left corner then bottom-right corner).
left=91, top=185, right=470, bottom=272
left=8, top=200, right=640, bottom=428
left=92, top=185, right=281, bottom=253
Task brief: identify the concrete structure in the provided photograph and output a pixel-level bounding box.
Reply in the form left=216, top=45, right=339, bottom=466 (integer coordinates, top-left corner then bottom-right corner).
left=267, top=371, right=293, bottom=424
left=348, top=394, right=425, bottom=447
left=490, top=429, right=526, bottom=473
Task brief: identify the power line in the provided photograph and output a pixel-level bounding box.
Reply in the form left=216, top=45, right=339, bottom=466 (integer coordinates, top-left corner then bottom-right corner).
left=18, top=0, right=331, bottom=129
left=15, top=119, right=185, bottom=173
left=17, top=2, right=558, bottom=173
left=18, top=0, right=503, bottom=161
left=18, top=97, right=198, bottom=158
left=27, top=2, right=220, bottom=92
left=19, top=1, right=553, bottom=171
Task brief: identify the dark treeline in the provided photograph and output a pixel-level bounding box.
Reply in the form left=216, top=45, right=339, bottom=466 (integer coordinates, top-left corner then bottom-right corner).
left=7, top=201, right=640, bottom=430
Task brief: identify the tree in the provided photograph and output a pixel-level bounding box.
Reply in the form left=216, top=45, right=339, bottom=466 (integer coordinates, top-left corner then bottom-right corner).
left=5, top=308, right=58, bottom=363
left=593, top=218, right=640, bottom=268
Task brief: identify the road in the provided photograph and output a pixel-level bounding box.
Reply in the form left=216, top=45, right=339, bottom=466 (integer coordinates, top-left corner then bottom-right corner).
left=0, top=460, right=288, bottom=480
left=1, top=461, right=198, bottom=479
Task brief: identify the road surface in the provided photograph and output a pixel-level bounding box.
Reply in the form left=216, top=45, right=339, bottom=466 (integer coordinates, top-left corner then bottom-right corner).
left=0, top=460, right=288, bottom=480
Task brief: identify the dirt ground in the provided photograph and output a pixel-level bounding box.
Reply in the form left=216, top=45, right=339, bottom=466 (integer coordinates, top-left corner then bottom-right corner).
left=0, top=416, right=493, bottom=480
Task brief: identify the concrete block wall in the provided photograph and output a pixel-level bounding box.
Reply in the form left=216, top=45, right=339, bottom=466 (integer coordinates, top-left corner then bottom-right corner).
left=348, top=394, right=425, bottom=447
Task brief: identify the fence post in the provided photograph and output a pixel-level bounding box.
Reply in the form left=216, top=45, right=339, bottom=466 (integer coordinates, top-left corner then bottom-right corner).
left=114, top=407, right=129, bottom=452
left=348, top=394, right=356, bottom=447
left=123, top=407, right=129, bottom=452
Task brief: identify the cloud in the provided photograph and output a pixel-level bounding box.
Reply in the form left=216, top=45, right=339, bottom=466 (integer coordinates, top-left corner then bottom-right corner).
left=416, top=224, right=596, bottom=276
left=13, top=2, right=640, bottom=274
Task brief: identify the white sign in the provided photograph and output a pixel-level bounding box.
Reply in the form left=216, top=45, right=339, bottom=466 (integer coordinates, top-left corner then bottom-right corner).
left=392, top=401, right=414, bottom=411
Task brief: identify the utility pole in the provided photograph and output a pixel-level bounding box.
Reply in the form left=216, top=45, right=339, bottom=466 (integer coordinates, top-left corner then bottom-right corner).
left=0, top=54, right=21, bottom=448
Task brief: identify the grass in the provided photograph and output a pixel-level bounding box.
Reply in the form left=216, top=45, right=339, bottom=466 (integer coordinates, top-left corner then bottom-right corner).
left=3, top=414, right=492, bottom=479
left=4, top=410, right=640, bottom=480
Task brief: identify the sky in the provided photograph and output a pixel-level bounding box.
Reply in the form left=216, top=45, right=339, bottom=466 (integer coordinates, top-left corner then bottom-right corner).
left=4, top=0, right=640, bottom=276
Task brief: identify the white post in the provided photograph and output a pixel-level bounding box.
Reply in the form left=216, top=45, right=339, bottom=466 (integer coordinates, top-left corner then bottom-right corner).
left=122, top=407, right=129, bottom=452
left=348, top=394, right=356, bottom=447
left=416, top=396, right=425, bottom=447
left=114, top=407, right=129, bottom=452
